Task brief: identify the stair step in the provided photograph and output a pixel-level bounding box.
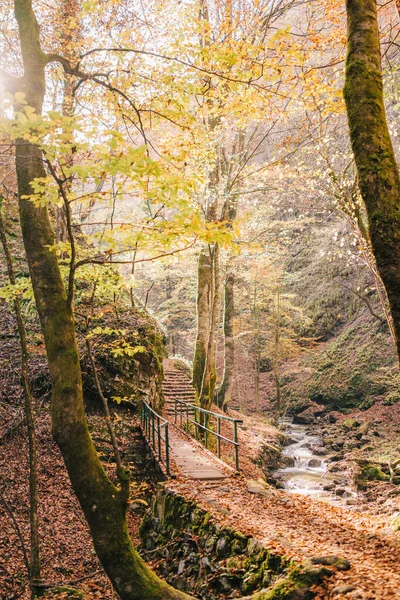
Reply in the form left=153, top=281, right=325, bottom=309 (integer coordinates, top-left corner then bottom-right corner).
left=162, top=366, right=197, bottom=420
left=163, top=384, right=194, bottom=389
left=164, top=389, right=195, bottom=394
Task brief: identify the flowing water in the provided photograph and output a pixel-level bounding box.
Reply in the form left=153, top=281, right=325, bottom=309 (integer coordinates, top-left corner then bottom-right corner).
left=273, top=419, right=356, bottom=506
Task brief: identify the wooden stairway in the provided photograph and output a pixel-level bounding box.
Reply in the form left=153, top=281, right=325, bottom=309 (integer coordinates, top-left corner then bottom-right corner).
left=162, top=359, right=196, bottom=417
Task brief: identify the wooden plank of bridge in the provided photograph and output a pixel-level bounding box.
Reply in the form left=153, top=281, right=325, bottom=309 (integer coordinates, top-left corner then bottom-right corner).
left=170, top=434, right=227, bottom=480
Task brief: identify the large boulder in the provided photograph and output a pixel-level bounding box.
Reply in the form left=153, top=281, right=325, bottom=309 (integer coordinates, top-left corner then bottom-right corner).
left=80, top=303, right=167, bottom=411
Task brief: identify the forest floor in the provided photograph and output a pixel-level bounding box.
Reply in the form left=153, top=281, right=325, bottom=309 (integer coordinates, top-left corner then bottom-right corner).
left=1, top=403, right=400, bottom=600
left=0, top=408, right=157, bottom=600
left=165, top=403, right=400, bottom=599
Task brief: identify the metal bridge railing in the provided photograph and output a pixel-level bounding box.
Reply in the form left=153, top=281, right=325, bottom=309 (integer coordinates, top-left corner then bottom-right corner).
left=140, top=400, right=170, bottom=476
left=173, top=399, right=243, bottom=471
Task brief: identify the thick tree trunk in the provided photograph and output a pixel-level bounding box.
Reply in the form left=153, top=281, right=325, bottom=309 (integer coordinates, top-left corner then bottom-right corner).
left=12, top=2, right=194, bottom=598
left=343, top=0, right=400, bottom=363
left=216, top=271, right=234, bottom=411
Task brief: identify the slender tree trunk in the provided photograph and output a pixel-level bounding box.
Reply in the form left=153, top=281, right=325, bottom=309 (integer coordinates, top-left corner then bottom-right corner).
left=192, top=247, right=212, bottom=394
left=56, top=0, right=80, bottom=245
left=215, top=186, right=238, bottom=411
left=273, top=288, right=281, bottom=421
left=273, top=367, right=281, bottom=423
left=254, top=351, right=260, bottom=413
left=11, top=2, right=194, bottom=598
left=252, top=279, right=261, bottom=413
left=216, top=271, right=234, bottom=411
left=0, top=197, right=42, bottom=598
left=343, top=0, right=400, bottom=363
left=200, top=243, right=220, bottom=409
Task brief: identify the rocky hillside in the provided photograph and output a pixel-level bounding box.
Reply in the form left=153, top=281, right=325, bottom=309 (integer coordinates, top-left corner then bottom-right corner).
left=0, top=206, right=167, bottom=435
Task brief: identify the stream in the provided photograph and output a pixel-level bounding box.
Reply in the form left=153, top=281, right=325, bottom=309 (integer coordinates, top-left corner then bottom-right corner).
left=273, top=418, right=356, bottom=506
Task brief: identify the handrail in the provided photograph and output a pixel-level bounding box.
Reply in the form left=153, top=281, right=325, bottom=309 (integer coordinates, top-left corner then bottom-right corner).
left=173, top=399, right=243, bottom=471
left=140, top=400, right=170, bottom=476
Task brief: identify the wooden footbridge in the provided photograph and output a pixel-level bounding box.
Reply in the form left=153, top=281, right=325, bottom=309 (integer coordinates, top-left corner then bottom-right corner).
left=139, top=359, right=243, bottom=480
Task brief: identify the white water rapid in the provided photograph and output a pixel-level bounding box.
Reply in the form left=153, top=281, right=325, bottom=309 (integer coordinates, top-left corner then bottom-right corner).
left=273, top=419, right=356, bottom=506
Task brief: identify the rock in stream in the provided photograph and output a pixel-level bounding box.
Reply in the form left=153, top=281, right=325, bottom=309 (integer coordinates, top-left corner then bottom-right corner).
left=273, top=418, right=356, bottom=506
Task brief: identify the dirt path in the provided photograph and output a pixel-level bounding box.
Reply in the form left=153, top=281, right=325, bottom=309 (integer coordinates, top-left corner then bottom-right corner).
left=159, top=361, right=400, bottom=598
left=168, top=470, right=400, bottom=599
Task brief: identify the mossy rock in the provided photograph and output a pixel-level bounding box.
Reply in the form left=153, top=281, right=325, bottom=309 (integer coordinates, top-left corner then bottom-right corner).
left=342, top=419, right=360, bottom=430
left=250, top=561, right=331, bottom=599
left=360, top=464, right=389, bottom=482
left=241, top=566, right=265, bottom=594
left=80, top=302, right=166, bottom=411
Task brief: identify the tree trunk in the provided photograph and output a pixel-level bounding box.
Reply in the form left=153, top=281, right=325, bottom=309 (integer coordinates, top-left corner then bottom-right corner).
left=216, top=271, right=234, bottom=411
left=343, top=0, right=400, bottom=363
left=200, top=243, right=220, bottom=409
left=55, top=0, right=80, bottom=245
left=12, top=1, right=194, bottom=598
left=273, top=288, right=281, bottom=421
left=215, top=185, right=238, bottom=411
left=192, top=247, right=212, bottom=394
left=0, top=196, right=42, bottom=597
left=273, top=367, right=281, bottom=422
left=254, top=351, right=260, bottom=413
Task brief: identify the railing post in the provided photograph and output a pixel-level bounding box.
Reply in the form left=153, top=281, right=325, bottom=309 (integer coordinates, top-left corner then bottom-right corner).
left=157, top=415, right=161, bottom=461
left=174, top=398, right=177, bottom=424
left=234, top=420, right=239, bottom=471
left=152, top=411, right=155, bottom=448
left=165, top=423, right=170, bottom=475
left=217, top=417, right=221, bottom=458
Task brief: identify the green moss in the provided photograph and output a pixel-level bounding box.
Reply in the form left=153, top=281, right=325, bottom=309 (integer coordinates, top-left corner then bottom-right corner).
left=392, top=515, right=400, bottom=531
left=241, top=566, right=265, bottom=594
left=140, top=487, right=304, bottom=598
left=382, top=391, right=400, bottom=406
left=342, top=418, right=359, bottom=430
left=254, top=579, right=297, bottom=600
left=252, top=562, right=331, bottom=600
left=44, top=587, right=84, bottom=599
left=360, top=464, right=389, bottom=482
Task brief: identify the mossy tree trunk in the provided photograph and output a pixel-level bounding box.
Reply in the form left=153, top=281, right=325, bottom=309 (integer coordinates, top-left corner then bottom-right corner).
left=343, top=0, right=400, bottom=363
left=192, top=247, right=212, bottom=395
left=215, top=187, right=238, bottom=412
left=215, top=270, right=234, bottom=411
left=200, top=242, right=221, bottom=410
left=10, top=1, right=194, bottom=598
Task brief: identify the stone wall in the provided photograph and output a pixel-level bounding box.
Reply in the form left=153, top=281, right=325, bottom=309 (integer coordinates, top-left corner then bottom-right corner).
left=139, top=486, right=336, bottom=600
